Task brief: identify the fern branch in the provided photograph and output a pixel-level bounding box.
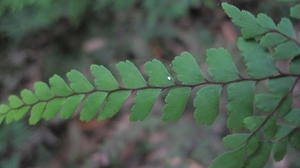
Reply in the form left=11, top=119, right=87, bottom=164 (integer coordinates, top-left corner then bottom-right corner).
left=241, top=78, right=299, bottom=167
left=245, top=78, right=299, bottom=144
left=4, top=73, right=300, bottom=116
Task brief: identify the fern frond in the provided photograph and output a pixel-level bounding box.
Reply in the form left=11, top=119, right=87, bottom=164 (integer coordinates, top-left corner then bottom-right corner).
left=0, top=50, right=299, bottom=167
left=1, top=2, right=300, bottom=168
left=1, top=50, right=298, bottom=126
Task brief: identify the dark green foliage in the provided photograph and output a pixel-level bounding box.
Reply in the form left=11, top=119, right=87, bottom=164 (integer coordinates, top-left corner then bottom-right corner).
left=1, top=2, right=300, bottom=168
left=0, top=0, right=215, bottom=41
left=0, top=123, right=31, bottom=168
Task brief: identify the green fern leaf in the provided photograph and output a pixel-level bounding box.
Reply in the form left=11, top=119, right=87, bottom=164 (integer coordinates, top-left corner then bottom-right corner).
left=222, top=134, right=259, bottom=155
left=209, top=148, right=245, bottom=168
left=172, top=52, right=204, bottom=84
left=264, top=118, right=278, bottom=138
left=290, top=130, right=300, bottom=149
left=272, top=139, right=288, bottom=161
left=144, top=59, right=174, bottom=87
left=206, top=48, right=238, bottom=82
left=256, top=13, right=277, bottom=29
left=274, top=41, right=300, bottom=60
left=49, top=75, right=73, bottom=96
left=20, top=89, right=38, bottom=104
left=222, top=3, right=267, bottom=38
left=244, top=116, right=265, bottom=132
left=80, top=92, right=107, bottom=121
left=227, top=81, right=255, bottom=131
left=8, top=95, right=23, bottom=108
left=162, top=87, right=191, bottom=122
left=290, top=56, right=300, bottom=74
left=67, top=70, right=94, bottom=92
left=222, top=134, right=248, bottom=149
left=14, top=106, right=30, bottom=121
left=193, top=85, right=222, bottom=125
left=99, top=91, right=131, bottom=120
left=290, top=4, right=300, bottom=19
left=43, top=98, right=66, bottom=120
left=0, top=115, right=5, bottom=124
left=284, top=108, right=300, bottom=125
left=130, top=89, right=160, bottom=121
left=116, top=61, right=146, bottom=88
left=0, top=104, right=9, bottom=114
left=277, top=18, right=295, bottom=38
left=268, top=77, right=295, bottom=96
left=274, top=125, right=294, bottom=139
left=0, top=104, right=9, bottom=124
left=90, top=65, right=119, bottom=90
left=5, top=109, right=17, bottom=124
left=29, top=102, right=47, bottom=125
left=247, top=137, right=261, bottom=155
left=277, top=96, right=293, bottom=117
left=34, top=82, right=54, bottom=100
left=237, top=39, right=277, bottom=78
left=245, top=142, right=271, bottom=168
left=260, top=32, right=286, bottom=47
left=255, top=94, right=281, bottom=113
left=60, top=95, right=84, bottom=119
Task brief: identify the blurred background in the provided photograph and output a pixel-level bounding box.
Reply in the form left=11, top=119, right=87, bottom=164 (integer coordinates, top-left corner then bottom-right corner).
left=0, top=0, right=298, bottom=167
